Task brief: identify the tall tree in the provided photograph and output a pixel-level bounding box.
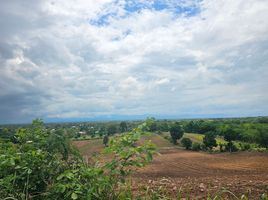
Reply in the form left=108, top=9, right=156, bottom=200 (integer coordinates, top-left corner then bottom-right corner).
left=119, top=121, right=127, bottom=133
left=107, top=124, right=117, bottom=135
left=169, top=122, right=184, bottom=144
left=103, top=135, right=109, bottom=147
left=203, top=131, right=217, bottom=150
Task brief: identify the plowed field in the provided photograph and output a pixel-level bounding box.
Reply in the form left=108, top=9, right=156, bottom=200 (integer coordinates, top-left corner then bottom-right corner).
left=134, top=149, right=268, bottom=199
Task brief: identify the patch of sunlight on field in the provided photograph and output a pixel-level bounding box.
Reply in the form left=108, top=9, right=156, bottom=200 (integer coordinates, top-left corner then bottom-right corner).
left=141, top=133, right=175, bottom=149
left=184, top=133, right=204, bottom=143
left=183, top=133, right=226, bottom=144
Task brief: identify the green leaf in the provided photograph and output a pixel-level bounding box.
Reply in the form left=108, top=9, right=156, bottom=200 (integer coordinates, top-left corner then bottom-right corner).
left=10, top=158, right=15, bottom=166
left=71, top=192, right=78, bottom=200
left=56, top=174, right=64, bottom=181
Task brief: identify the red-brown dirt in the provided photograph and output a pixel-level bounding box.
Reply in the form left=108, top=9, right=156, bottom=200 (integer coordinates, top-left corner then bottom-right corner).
left=134, top=149, right=268, bottom=199
left=73, top=138, right=268, bottom=199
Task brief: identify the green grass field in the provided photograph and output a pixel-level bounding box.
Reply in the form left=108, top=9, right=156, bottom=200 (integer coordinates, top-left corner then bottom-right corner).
left=159, top=132, right=227, bottom=145
left=141, top=132, right=175, bottom=149
left=183, top=133, right=226, bottom=144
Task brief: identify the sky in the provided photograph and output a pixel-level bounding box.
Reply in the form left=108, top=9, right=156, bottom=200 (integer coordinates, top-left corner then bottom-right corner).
left=0, top=0, right=268, bottom=124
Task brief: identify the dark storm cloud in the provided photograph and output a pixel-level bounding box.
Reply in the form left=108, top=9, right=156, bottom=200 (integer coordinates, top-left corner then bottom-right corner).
left=0, top=90, right=51, bottom=124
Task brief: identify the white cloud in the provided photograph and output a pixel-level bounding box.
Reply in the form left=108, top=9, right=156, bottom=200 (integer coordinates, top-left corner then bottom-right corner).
left=0, top=0, right=268, bottom=123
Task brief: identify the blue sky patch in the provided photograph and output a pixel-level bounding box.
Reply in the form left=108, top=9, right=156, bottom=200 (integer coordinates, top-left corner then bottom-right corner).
left=90, top=0, right=201, bottom=26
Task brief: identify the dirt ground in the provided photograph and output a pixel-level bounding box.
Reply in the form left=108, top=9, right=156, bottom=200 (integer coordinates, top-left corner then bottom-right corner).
left=134, top=149, right=268, bottom=199
left=73, top=137, right=268, bottom=199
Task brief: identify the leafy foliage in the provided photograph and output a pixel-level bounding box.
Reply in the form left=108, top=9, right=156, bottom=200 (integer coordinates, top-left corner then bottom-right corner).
left=0, top=119, right=70, bottom=199
left=169, top=122, right=184, bottom=144
left=181, top=138, right=192, bottom=150
left=103, top=134, right=109, bottom=147
left=0, top=119, right=156, bottom=200
left=192, top=142, right=201, bottom=151
left=119, top=121, right=128, bottom=133
left=107, top=124, right=117, bottom=135
left=203, top=131, right=217, bottom=150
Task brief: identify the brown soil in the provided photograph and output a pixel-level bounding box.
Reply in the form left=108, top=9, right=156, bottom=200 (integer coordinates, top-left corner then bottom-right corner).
left=134, top=149, right=268, bottom=199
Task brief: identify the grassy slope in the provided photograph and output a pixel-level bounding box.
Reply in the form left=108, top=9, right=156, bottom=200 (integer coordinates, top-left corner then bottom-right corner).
left=73, top=132, right=175, bottom=156
left=184, top=133, right=226, bottom=144
left=73, top=132, right=233, bottom=156
left=141, top=133, right=175, bottom=149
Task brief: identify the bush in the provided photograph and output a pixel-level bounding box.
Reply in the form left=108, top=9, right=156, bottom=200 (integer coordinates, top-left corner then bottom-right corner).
left=0, top=119, right=156, bottom=200
left=203, top=131, right=217, bottom=150
left=256, top=127, right=268, bottom=149
left=192, top=142, right=201, bottom=151
left=181, top=138, right=192, bottom=150
left=225, top=141, right=238, bottom=152
left=103, top=134, right=109, bottom=147
left=239, top=142, right=251, bottom=151
left=169, top=122, right=184, bottom=144
left=219, top=143, right=225, bottom=152
left=200, top=143, right=207, bottom=151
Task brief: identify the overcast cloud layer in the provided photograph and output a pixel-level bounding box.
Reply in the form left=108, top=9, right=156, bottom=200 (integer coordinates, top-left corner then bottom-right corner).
left=0, top=0, right=268, bottom=123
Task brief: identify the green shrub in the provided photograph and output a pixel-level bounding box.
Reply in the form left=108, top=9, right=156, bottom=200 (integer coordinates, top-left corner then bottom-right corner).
left=192, top=142, right=201, bottom=151
left=203, top=131, right=217, bottom=150
left=0, top=119, right=156, bottom=200
left=181, top=138, right=192, bottom=150
left=219, top=143, right=225, bottom=152
left=169, top=122, right=184, bottom=144
left=239, top=143, right=251, bottom=151
left=225, top=141, right=238, bottom=152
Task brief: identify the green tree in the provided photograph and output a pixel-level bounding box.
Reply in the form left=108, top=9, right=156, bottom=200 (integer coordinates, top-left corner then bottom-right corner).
left=169, top=122, right=184, bottom=144
left=203, top=131, right=217, bottom=150
left=0, top=119, right=71, bottom=199
left=145, top=117, right=158, bottom=132
left=0, top=119, right=156, bottom=200
left=256, top=126, right=268, bottom=148
left=192, top=142, right=201, bottom=151
left=103, top=134, right=109, bottom=147
left=181, top=138, right=192, bottom=150
left=222, top=127, right=239, bottom=152
left=107, top=124, right=117, bottom=135
left=158, top=121, right=169, bottom=132
left=119, top=121, right=128, bottom=133
left=223, top=127, right=238, bottom=142
left=47, top=129, right=74, bottom=160
left=184, top=121, right=195, bottom=133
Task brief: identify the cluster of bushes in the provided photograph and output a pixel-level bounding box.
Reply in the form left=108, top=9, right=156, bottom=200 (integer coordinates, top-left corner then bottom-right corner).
left=0, top=119, right=155, bottom=200
left=183, top=119, right=268, bottom=149
left=164, top=120, right=267, bottom=152
left=141, top=117, right=268, bottom=152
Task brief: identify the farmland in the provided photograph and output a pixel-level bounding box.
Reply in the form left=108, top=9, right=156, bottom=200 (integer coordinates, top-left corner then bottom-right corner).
left=135, top=149, right=268, bottom=199
left=73, top=132, right=268, bottom=199
left=1, top=117, right=268, bottom=199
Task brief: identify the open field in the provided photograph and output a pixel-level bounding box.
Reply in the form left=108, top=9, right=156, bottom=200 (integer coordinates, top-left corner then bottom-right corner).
left=161, top=132, right=226, bottom=144
left=134, top=149, right=268, bottom=199
left=73, top=133, right=268, bottom=199
left=73, top=138, right=103, bottom=156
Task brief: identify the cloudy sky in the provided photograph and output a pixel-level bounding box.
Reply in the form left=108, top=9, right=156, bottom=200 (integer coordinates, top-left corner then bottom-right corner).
left=0, top=0, right=268, bottom=124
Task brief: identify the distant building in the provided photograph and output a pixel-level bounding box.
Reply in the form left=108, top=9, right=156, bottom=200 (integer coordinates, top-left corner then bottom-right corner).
left=79, top=131, right=86, bottom=135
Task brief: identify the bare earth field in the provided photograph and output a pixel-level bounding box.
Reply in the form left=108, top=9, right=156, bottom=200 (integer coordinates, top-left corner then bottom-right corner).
left=134, top=149, right=268, bottom=199
left=73, top=137, right=268, bottom=199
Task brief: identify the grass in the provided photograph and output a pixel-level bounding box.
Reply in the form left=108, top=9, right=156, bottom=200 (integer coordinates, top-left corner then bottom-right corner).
left=183, top=133, right=226, bottom=145
left=161, top=132, right=227, bottom=145
left=141, top=133, right=175, bottom=149
left=73, top=132, right=174, bottom=156
left=73, top=132, right=263, bottom=157
left=183, top=133, right=204, bottom=143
